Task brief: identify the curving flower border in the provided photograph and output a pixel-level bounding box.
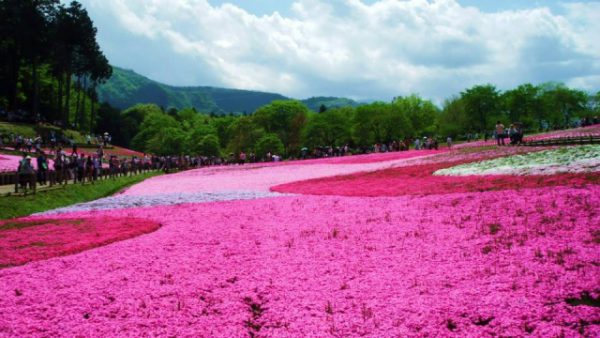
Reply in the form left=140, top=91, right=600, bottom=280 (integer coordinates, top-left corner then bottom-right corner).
left=0, top=216, right=161, bottom=268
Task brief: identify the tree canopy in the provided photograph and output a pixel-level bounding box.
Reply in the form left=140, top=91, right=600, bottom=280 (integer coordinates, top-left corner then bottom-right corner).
left=0, top=0, right=111, bottom=131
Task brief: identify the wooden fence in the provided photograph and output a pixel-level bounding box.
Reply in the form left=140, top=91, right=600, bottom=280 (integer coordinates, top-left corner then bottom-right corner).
left=1, top=167, right=159, bottom=196
left=521, top=136, right=600, bottom=147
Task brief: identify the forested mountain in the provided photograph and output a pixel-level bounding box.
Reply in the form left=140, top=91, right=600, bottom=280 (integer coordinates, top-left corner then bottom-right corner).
left=302, top=96, right=360, bottom=112
left=97, top=67, right=362, bottom=114
left=97, top=67, right=288, bottom=114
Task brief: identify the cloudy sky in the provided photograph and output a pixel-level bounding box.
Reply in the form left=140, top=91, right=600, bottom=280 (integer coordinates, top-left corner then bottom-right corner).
left=75, top=0, right=600, bottom=102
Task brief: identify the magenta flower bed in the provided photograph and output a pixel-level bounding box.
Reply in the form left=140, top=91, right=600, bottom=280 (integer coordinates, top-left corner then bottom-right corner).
left=0, top=139, right=598, bottom=337
left=0, top=187, right=598, bottom=336
left=0, top=216, right=161, bottom=268
left=271, top=160, right=600, bottom=197
left=121, top=153, right=440, bottom=196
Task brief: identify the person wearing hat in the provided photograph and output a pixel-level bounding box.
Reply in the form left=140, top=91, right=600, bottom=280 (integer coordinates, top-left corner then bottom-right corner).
left=18, top=153, right=35, bottom=190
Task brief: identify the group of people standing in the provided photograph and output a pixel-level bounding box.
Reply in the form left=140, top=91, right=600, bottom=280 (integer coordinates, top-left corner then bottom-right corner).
left=494, top=121, right=524, bottom=146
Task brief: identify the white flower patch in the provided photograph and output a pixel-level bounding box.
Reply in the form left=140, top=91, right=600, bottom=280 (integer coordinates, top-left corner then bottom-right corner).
left=434, top=145, right=600, bottom=176
left=38, top=191, right=292, bottom=215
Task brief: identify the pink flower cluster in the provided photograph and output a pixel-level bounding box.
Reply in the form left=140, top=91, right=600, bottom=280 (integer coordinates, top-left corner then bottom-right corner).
left=272, top=158, right=599, bottom=197
left=0, top=216, right=160, bottom=268
left=122, top=151, right=440, bottom=196
left=0, top=187, right=598, bottom=337
left=0, top=130, right=598, bottom=337
left=523, top=124, right=600, bottom=142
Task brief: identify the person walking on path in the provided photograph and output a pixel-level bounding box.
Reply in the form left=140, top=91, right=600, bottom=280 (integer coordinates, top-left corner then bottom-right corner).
left=495, top=121, right=506, bottom=146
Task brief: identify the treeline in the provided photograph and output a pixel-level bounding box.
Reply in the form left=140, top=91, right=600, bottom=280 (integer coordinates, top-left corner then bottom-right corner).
left=100, top=82, right=599, bottom=157
left=0, top=0, right=111, bottom=131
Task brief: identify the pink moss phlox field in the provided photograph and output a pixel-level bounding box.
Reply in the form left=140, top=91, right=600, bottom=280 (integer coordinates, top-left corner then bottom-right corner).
left=0, top=216, right=161, bottom=268
left=272, top=149, right=600, bottom=197
left=0, top=187, right=598, bottom=336
left=523, top=124, right=600, bottom=142
left=122, top=151, right=443, bottom=196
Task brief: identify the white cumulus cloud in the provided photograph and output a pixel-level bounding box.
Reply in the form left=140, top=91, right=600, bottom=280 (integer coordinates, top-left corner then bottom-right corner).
left=80, top=0, right=600, bottom=102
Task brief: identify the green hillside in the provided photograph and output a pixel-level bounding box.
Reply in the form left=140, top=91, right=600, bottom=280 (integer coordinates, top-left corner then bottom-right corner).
left=302, top=96, right=360, bottom=111
left=97, top=67, right=288, bottom=114
left=97, top=67, right=362, bottom=114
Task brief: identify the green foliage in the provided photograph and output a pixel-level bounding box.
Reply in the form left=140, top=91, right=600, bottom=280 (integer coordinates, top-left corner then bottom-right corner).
left=393, top=94, right=438, bottom=135
left=303, top=107, right=352, bottom=148
left=255, top=134, right=284, bottom=158
left=539, top=83, right=587, bottom=127
left=352, top=101, right=416, bottom=146
left=460, top=84, right=500, bottom=133
left=120, top=82, right=596, bottom=156
left=438, top=97, right=468, bottom=138
left=0, top=0, right=111, bottom=131
left=301, top=96, right=360, bottom=112
left=501, top=83, right=541, bottom=127
left=97, top=66, right=288, bottom=114
left=0, top=121, right=86, bottom=143
left=122, top=104, right=164, bottom=148
left=210, top=115, right=237, bottom=148
left=146, top=127, right=186, bottom=156
left=253, top=100, right=308, bottom=155
left=226, top=116, right=265, bottom=154
left=197, top=134, right=221, bottom=157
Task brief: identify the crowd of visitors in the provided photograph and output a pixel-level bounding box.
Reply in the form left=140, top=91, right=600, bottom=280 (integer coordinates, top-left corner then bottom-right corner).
left=494, top=121, right=524, bottom=146
left=5, top=115, right=600, bottom=192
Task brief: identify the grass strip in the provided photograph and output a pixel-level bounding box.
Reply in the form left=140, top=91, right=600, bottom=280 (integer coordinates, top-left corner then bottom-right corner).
left=0, top=172, right=161, bottom=220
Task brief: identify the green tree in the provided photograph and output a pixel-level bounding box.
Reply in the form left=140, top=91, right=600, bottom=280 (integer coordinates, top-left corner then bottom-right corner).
left=393, top=94, right=437, bottom=136
left=124, top=104, right=166, bottom=148
left=226, top=116, right=265, bottom=154
left=460, top=84, right=500, bottom=133
left=255, top=134, right=284, bottom=159
left=197, top=134, right=221, bottom=157
left=303, top=107, right=352, bottom=148
left=210, top=115, right=236, bottom=149
left=352, top=102, right=413, bottom=146
left=501, top=83, right=541, bottom=129
left=252, top=100, right=308, bottom=156
left=145, top=127, right=186, bottom=156
left=539, top=83, right=587, bottom=128
left=438, top=96, right=468, bottom=138
left=352, top=102, right=386, bottom=146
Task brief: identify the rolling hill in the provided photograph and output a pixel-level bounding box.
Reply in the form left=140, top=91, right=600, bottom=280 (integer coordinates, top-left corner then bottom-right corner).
left=97, top=66, right=361, bottom=114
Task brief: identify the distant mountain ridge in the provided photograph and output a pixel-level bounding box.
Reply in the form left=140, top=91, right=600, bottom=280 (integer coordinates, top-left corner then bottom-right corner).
left=97, top=66, right=361, bottom=114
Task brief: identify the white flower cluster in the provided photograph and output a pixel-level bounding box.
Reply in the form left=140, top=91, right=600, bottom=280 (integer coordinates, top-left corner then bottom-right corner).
left=38, top=191, right=291, bottom=215
left=435, top=145, right=600, bottom=176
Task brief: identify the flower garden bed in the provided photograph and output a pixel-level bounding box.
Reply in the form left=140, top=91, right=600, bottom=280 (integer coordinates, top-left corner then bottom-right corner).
left=0, top=216, right=161, bottom=268
left=0, top=187, right=598, bottom=336
left=436, top=145, right=600, bottom=176
left=271, top=160, right=599, bottom=197
left=0, top=136, right=598, bottom=337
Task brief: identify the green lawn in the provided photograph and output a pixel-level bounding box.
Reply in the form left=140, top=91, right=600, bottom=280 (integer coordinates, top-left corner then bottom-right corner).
left=0, top=121, right=86, bottom=143
left=0, top=172, right=161, bottom=220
